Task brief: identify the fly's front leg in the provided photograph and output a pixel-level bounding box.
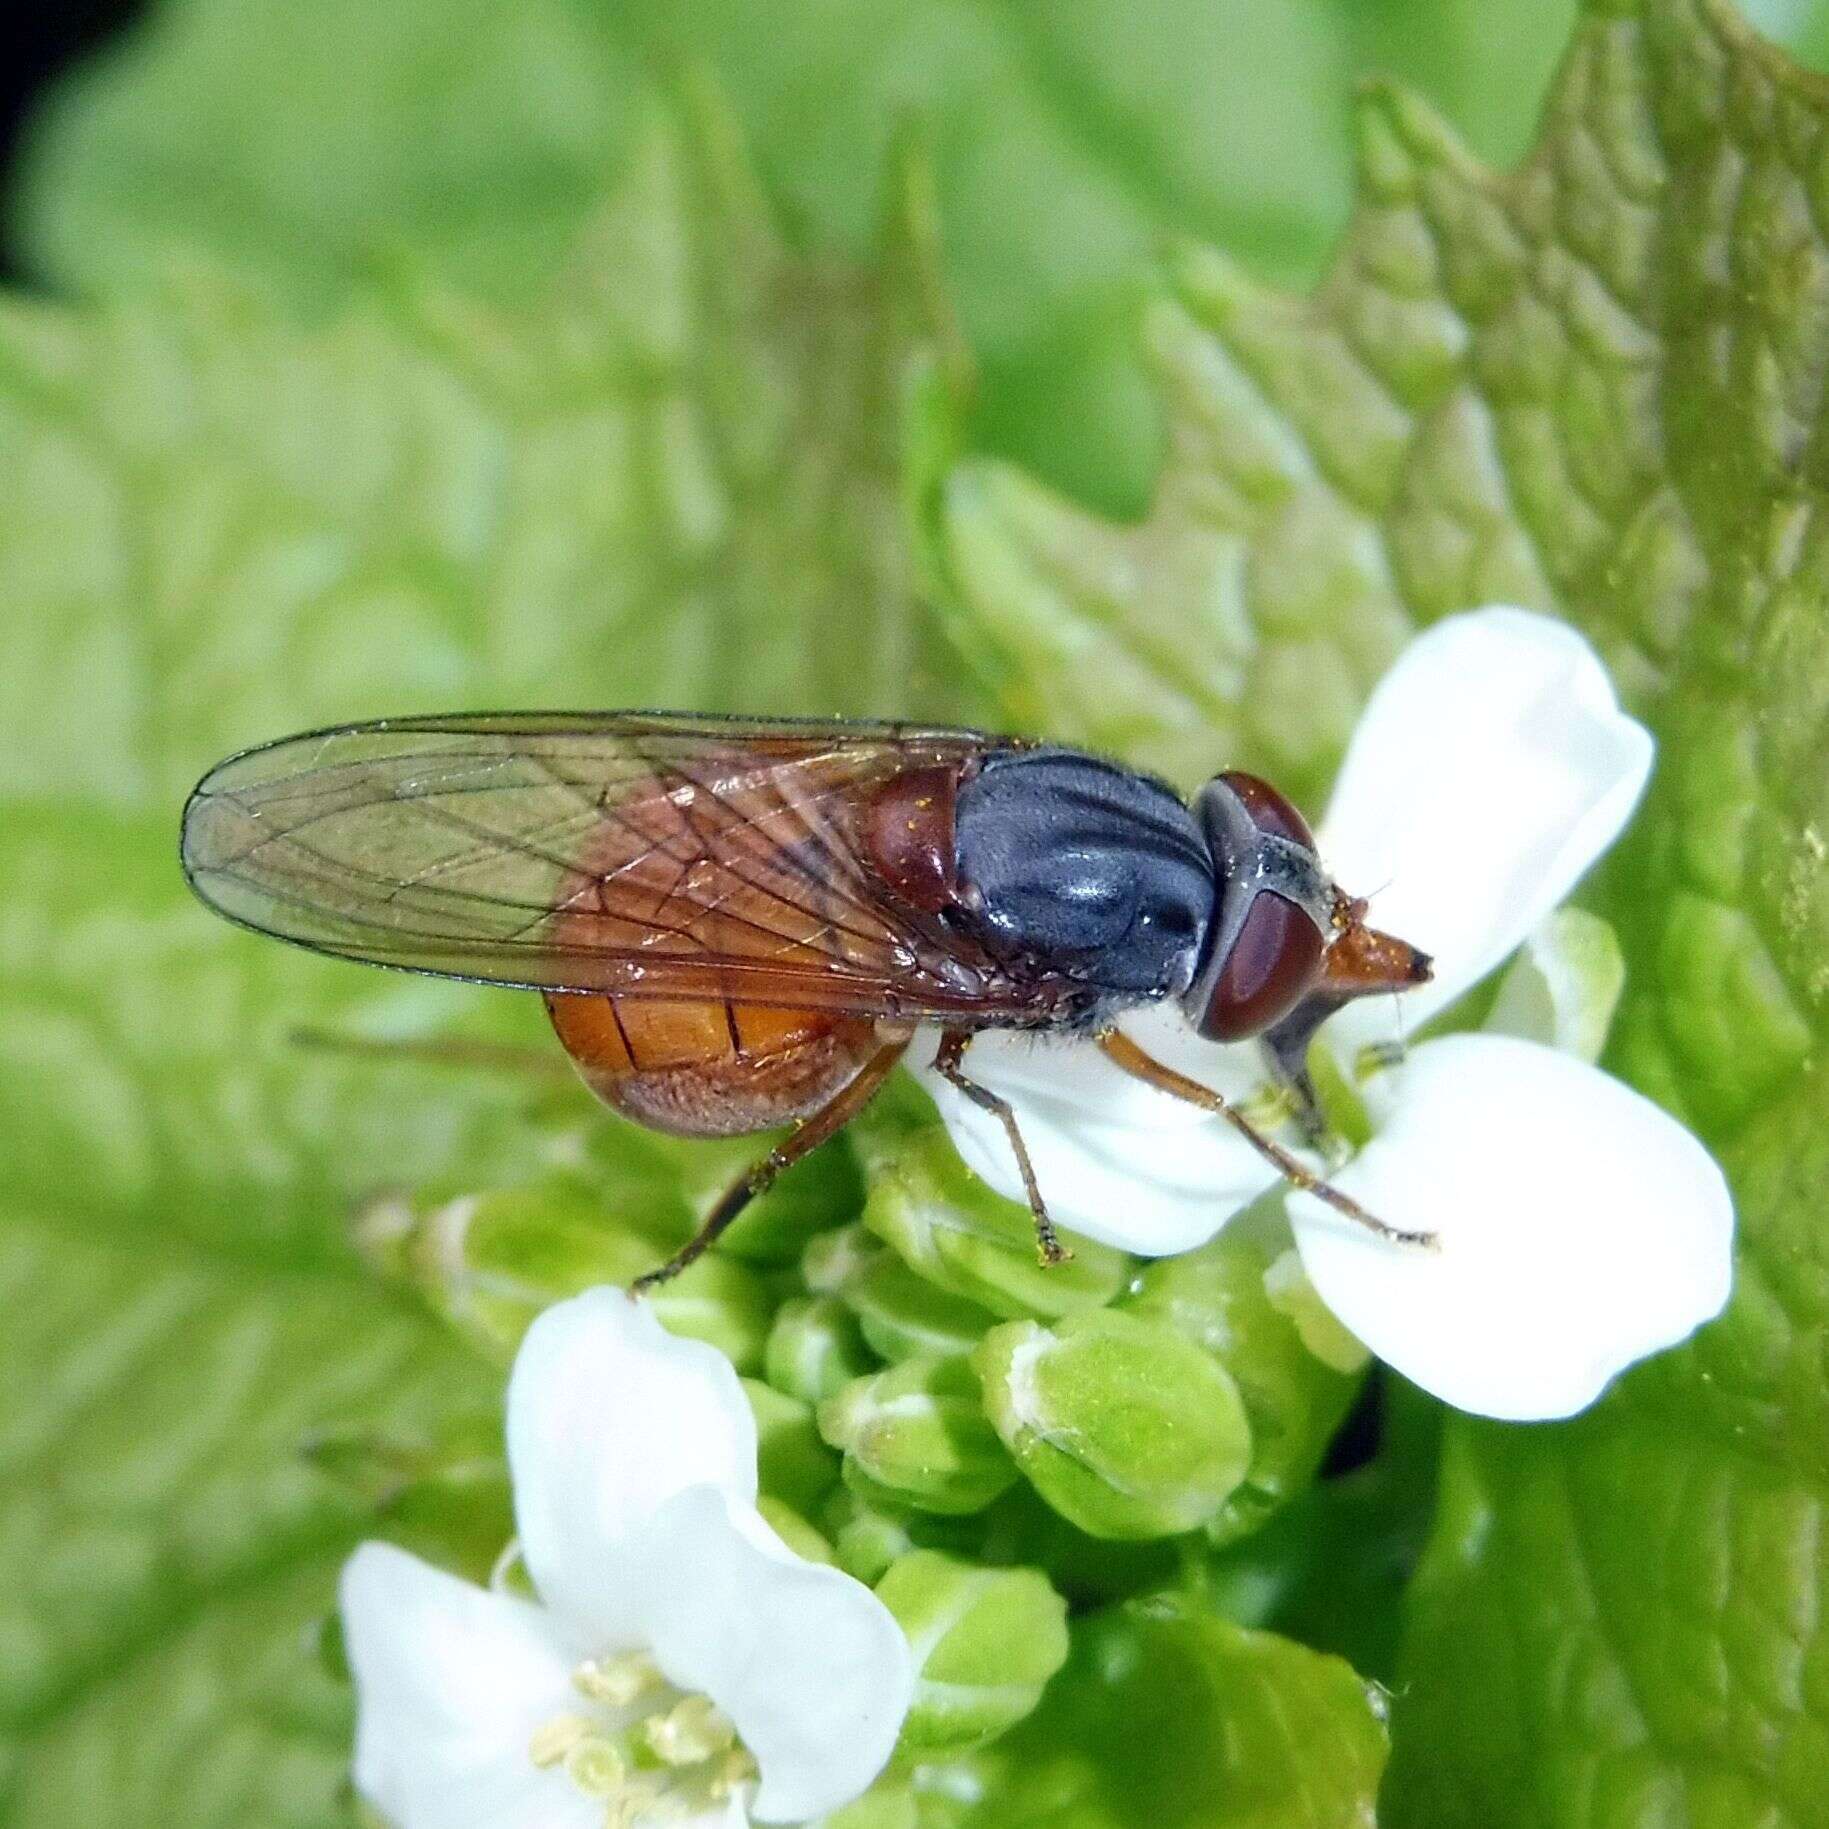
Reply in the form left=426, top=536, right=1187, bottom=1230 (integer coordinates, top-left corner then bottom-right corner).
left=1098, top=1029, right=1437, bottom=1250
left=933, top=1027, right=1071, bottom=1266
left=631, top=1035, right=910, bottom=1294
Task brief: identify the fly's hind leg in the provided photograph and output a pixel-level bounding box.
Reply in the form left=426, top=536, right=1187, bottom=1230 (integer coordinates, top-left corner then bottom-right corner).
left=933, top=1027, right=1071, bottom=1267
left=631, top=1036, right=911, bottom=1294
left=1097, top=1029, right=1437, bottom=1250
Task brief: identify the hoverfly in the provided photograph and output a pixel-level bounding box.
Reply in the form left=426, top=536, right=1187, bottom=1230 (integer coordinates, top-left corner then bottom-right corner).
left=180, top=713, right=1435, bottom=1284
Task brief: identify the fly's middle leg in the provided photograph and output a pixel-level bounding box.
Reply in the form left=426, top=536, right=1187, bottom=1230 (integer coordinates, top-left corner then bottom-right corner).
left=932, top=1026, right=1071, bottom=1266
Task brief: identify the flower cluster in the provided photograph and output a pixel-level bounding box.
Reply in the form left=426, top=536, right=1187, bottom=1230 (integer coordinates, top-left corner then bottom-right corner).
left=911, top=609, right=1734, bottom=1420
left=342, top=1289, right=913, bottom=1828
left=342, top=610, right=1736, bottom=1822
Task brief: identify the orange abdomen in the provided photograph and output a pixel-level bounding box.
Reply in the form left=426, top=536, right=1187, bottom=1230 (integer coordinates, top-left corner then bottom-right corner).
left=544, top=993, right=881, bottom=1137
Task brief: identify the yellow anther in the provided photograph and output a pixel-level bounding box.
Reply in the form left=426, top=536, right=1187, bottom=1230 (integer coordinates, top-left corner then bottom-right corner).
left=601, top=1772, right=665, bottom=1829
left=575, top=1650, right=664, bottom=1708
left=708, top=1746, right=759, bottom=1800
left=529, top=1713, right=592, bottom=1768
left=644, top=1694, right=736, bottom=1766
left=1239, top=1082, right=1297, bottom=1131
left=564, top=1735, right=629, bottom=1796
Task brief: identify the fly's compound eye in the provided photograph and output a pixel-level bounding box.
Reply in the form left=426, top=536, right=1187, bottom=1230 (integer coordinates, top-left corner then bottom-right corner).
left=1199, top=888, right=1324, bottom=1039
left=1186, top=770, right=1329, bottom=1042
left=1212, top=770, right=1314, bottom=850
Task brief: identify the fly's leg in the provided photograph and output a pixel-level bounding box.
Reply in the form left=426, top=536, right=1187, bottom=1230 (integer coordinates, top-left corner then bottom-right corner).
left=1097, top=1030, right=1437, bottom=1250
left=1262, top=1003, right=1411, bottom=1154
left=632, top=1036, right=910, bottom=1293
left=1259, top=995, right=1343, bottom=1151
left=933, top=1027, right=1071, bottom=1267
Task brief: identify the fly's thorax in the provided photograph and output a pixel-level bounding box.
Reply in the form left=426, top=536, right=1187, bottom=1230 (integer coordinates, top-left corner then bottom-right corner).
left=949, top=749, right=1213, bottom=998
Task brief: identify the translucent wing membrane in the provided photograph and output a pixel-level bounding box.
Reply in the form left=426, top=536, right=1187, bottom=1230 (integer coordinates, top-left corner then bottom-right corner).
left=181, top=712, right=1038, bottom=1020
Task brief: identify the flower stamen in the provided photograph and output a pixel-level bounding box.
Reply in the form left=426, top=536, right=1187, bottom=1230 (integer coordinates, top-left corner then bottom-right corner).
left=601, top=1772, right=666, bottom=1828
left=565, top=1735, right=630, bottom=1796
left=709, top=1747, right=760, bottom=1799
left=537, top=1654, right=756, bottom=1826
left=575, top=1650, right=664, bottom=1708
left=529, top=1713, right=593, bottom=1768
left=645, top=1694, right=736, bottom=1766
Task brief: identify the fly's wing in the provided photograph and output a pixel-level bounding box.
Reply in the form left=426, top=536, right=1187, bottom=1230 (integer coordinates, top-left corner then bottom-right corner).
left=181, top=712, right=1036, bottom=1021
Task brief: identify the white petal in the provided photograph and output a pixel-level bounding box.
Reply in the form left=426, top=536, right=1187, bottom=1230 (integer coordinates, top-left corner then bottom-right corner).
left=624, top=1487, right=914, bottom=1823
left=506, top=1287, right=758, bottom=1643
left=1287, top=1035, right=1733, bottom=1420
left=1317, top=608, right=1653, bottom=1056
left=909, top=1006, right=1278, bottom=1255
left=340, top=1541, right=593, bottom=1829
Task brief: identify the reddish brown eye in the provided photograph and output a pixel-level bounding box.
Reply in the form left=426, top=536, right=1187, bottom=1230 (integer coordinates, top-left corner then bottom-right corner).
left=1199, top=891, right=1325, bottom=1040
left=1215, top=771, right=1314, bottom=849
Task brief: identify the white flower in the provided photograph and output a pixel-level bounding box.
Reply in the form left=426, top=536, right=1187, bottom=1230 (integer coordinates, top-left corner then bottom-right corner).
left=914, top=608, right=1734, bottom=1421
left=340, top=1289, right=914, bottom=1828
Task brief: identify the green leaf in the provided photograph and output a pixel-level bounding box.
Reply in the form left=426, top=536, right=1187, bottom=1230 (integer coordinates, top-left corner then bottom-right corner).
left=15, top=0, right=1618, bottom=508
left=929, top=0, right=1829, bottom=1818
left=947, top=1599, right=1388, bottom=1829
left=0, top=76, right=977, bottom=815
left=0, top=84, right=976, bottom=1825
left=0, top=808, right=528, bottom=1824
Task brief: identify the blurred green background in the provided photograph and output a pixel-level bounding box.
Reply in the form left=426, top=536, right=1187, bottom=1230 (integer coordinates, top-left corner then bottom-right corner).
left=4, top=1, right=1829, bottom=1824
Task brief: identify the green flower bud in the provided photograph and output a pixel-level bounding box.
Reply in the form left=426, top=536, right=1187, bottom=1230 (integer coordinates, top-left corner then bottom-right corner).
left=818, top=1355, right=1018, bottom=1515
left=811, top=1778, right=917, bottom=1829
left=875, top=1551, right=1069, bottom=1756
left=651, top=1125, right=865, bottom=1266
left=827, top=1491, right=921, bottom=1585
left=744, top=1378, right=842, bottom=1516
left=820, top=1486, right=984, bottom=1585
left=757, top=1495, right=834, bottom=1565
left=1119, top=1217, right=1360, bottom=1546
left=1483, top=905, right=1625, bottom=1063
left=803, top=1221, right=888, bottom=1295
left=642, top=1253, right=777, bottom=1376
left=848, top=1253, right=1000, bottom=1363
left=975, top=1311, right=1251, bottom=1540
left=851, top=1078, right=1129, bottom=1318
left=1261, top=1250, right=1367, bottom=1376
left=977, top=1484, right=1180, bottom=1609
left=359, top=1180, right=776, bottom=1371
left=765, top=1295, right=878, bottom=1402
